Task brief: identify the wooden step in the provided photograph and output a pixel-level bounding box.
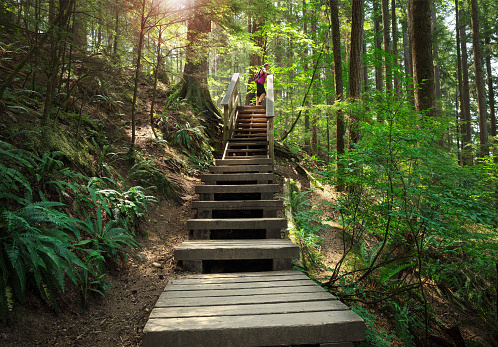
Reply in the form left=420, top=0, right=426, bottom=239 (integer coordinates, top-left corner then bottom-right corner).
left=195, top=184, right=279, bottom=194
left=186, top=218, right=286, bottom=239
left=143, top=271, right=365, bottom=347
left=239, top=106, right=266, bottom=113
left=192, top=200, right=282, bottom=219
left=226, top=148, right=267, bottom=154
left=229, top=134, right=267, bottom=143
left=186, top=217, right=286, bottom=230
left=174, top=239, right=299, bottom=262
left=201, top=173, right=274, bottom=184
left=237, top=118, right=267, bottom=123
left=215, top=158, right=272, bottom=166
left=209, top=164, right=272, bottom=173
left=192, top=200, right=283, bottom=210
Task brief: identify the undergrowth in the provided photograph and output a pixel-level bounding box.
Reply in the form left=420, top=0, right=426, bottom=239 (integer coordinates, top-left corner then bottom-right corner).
left=0, top=139, right=157, bottom=318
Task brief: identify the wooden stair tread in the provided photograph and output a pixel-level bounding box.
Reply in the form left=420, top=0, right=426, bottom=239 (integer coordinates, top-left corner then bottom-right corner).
left=143, top=271, right=365, bottom=347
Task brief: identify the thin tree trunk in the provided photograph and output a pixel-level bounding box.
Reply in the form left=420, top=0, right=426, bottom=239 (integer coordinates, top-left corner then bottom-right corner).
left=458, top=2, right=472, bottom=165
left=382, top=0, right=392, bottom=95
left=470, top=0, right=489, bottom=157
left=455, top=0, right=464, bottom=165
left=349, top=0, right=364, bottom=145
left=303, top=0, right=310, bottom=150
left=432, top=7, right=441, bottom=100
left=329, top=0, right=345, bottom=191
left=130, top=0, right=146, bottom=152
left=485, top=37, right=496, bottom=139
left=392, top=0, right=400, bottom=96
left=374, top=0, right=383, bottom=97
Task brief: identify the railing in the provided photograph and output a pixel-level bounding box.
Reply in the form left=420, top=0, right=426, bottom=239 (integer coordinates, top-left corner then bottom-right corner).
left=266, top=75, right=275, bottom=168
left=220, top=73, right=240, bottom=153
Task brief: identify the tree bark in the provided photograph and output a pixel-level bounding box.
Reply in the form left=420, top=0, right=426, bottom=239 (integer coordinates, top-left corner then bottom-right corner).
left=408, top=0, right=435, bottom=117
left=374, top=0, right=384, bottom=98
left=382, top=0, right=392, bottom=95
left=391, top=0, right=400, bottom=96
left=168, top=0, right=221, bottom=140
left=485, top=36, right=496, bottom=139
left=329, top=0, right=345, bottom=191
left=349, top=0, right=364, bottom=145
left=470, top=0, right=489, bottom=157
left=458, top=1, right=472, bottom=165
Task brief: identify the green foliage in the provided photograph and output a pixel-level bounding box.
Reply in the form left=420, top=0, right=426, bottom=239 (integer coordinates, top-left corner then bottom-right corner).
left=318, top=91, right=498, bottom=343
left=282, top=180, right=324, bottom=269
left=0, top=139, right=157, bottom=319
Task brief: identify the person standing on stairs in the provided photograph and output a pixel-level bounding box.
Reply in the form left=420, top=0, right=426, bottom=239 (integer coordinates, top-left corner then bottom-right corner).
left=256, top=63, right=271, bottom=106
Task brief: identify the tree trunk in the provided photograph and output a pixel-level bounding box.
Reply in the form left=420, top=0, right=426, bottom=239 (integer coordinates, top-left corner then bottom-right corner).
left=329, top=0, right=345, bottom=191
left=455, top=0, right=464, bottom=165
left=382, top=0, right=392, bottom=95
left=401, top=0, right=414, bottom=107
left=130, top=0, right=146, bottom=152
left=374, top=0, right=384, bottom=98
left=485, top=37, right=496, bottom=140
left=432, top=7, right=441, bottom=100
left=303, top=0, right=310, bottom=150
left=391, top=0, right=400, bottom=96
left=168, top=0, right=221, bottom=140
left=349, top=0, right=364, bottom=145
left=470, top=0, right=489, bottom=158
left=458, top=1, right=472, bottom=165
left=408, top=0, right=435, bottom=117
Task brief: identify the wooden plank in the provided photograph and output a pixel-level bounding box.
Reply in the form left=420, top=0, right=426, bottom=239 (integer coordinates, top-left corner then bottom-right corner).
left=176, top=270, right=304, bottom=280
left=195, top=184, right=279, bottom=194
left=209, top=165, right=273, bottom=173
left=161, top=285, right=326, bottom=298
left=192, top=200, right=282, bottom=210
left=149, top=300, right=349, bottom=319
left=155, top=291, right=335, bottom=307
left=186, top=218, right=286, bottom=230
left=220, top=73, right=240, bottom=106
left=143, top=310, right=364, bottom=347
left=164, top=278, right=313, bottom=291
left=174, top=239, right=299, bottom=261
left=214, top=158, right=272, bottom=165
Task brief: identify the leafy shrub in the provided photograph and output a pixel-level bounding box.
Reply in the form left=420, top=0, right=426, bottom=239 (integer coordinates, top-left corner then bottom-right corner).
left=0, top=139, right=157, bottom=319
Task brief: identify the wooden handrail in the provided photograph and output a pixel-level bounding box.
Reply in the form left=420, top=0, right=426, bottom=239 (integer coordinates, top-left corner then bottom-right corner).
left=221, top=73, right=240, bottom=151
left=266, top=75, right=275, bottom=169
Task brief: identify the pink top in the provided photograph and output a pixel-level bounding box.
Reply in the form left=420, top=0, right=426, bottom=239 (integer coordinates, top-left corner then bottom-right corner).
left=257, top=71, right=268, bottom=84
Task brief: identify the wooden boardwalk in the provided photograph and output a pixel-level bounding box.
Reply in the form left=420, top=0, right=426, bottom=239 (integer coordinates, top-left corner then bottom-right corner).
left=143, top=104, right=365, bottom=346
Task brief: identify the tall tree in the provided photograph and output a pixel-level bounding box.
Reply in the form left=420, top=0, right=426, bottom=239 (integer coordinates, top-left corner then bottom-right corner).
left=457, top=1, right=472, bottom=165
left=373, top=0, right=384, bottom=97
left=349, top=0, right=364, bottom=145
left=470, top=0, right=489, bottom=157
left=329, top=0, right=345, bottom=191
left=382, top=0, right=392, bottom=95
left=408, top=0, right=435, bottom=117
left=485, top=36, right=496, bottom=140
left=167, top=0, right=220, bottom=138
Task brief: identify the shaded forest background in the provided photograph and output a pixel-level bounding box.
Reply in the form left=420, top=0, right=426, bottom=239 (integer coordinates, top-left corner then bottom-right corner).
left=0, top=0, right=497, bottom=345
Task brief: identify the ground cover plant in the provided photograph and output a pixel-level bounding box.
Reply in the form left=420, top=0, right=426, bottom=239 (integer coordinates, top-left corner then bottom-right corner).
left=0, top=139, right=157, bottom=318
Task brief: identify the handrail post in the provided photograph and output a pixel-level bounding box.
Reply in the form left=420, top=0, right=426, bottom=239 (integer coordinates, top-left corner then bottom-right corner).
left=266, top=75, right=275, bottom=170
left=220, top=73, right=240, bottom=151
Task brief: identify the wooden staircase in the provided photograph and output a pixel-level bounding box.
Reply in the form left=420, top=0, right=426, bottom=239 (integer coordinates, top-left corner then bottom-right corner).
left=224, top=106, right=268, bottom=159
left=143, top=75, right=364, bottom=346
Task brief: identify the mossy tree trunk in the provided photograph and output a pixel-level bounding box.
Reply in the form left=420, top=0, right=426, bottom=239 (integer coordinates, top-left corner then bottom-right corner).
left=167, top=0, right=221, bottom=140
